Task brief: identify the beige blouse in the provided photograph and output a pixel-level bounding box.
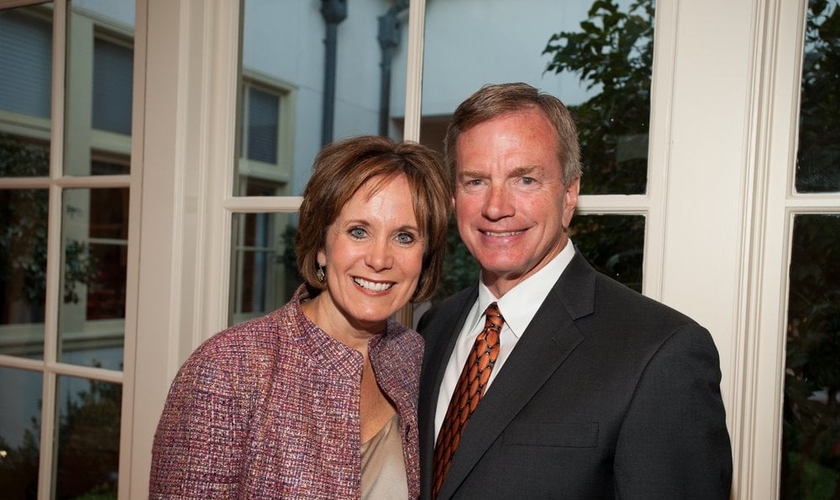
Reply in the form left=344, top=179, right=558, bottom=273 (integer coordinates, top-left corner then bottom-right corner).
left=360, top=414, right=408, bottom=500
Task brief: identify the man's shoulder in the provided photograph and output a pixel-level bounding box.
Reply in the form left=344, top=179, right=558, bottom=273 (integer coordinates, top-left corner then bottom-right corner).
left=561, top=252, right=702, bottom=331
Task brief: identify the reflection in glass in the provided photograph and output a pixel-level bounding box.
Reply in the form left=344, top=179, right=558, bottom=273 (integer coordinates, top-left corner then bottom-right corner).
left=92, top=37, right=134, bottom=136
left=0, top=3, right=53, bottom=180
left=796, top=0, right=840, bottom=193
left=0, top=5, right=53, bottom=123
left=54, top=375, right=121, bottom=500
left=781, top=214, right=840, bottom=499
left=58, top=188, right=128, bottom=371
left=0, top=367, right=42, bottom=498
left=237, top=0, right=387, bottom=198
left=0, top=187, right=48, bottom=359
left=64, top=1, right=134, bottom=177
left=571, top=214, right=645, bottom=292
left=230, top=211, right=297, bottom=327
left=245, top=86, right=280, bottom=164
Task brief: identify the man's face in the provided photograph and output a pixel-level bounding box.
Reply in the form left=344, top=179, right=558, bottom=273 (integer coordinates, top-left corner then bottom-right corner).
left=453, top=108, right=579, bottom=297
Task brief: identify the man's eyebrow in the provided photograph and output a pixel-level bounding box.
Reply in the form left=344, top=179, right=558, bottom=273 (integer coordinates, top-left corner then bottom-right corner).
left=457, top=169, right=488, bottom=179
left=508, top=165, right=540, bottom=177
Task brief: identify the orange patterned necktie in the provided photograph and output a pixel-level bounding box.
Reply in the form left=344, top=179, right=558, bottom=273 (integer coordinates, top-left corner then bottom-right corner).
left=432, top=302, right=504, bottom=498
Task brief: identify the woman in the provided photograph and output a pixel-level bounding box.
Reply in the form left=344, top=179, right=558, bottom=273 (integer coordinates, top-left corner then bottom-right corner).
left=149, top=135, right=450, bottom=499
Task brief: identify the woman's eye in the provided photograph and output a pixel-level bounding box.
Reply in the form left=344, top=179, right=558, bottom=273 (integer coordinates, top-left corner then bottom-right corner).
left=349, top=227, right=367, bottom=239
left=396, top=232, right=416, bottom=245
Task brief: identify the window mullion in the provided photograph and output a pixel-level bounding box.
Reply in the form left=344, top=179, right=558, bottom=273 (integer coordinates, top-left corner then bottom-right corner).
left=38, top=0, right=68, bottom=498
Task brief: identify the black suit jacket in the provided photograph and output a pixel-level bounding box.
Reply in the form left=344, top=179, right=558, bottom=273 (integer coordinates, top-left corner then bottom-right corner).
left=417, top=251, right=732, bottom=500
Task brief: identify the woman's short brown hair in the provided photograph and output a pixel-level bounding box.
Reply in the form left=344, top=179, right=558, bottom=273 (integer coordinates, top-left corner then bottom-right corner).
left=296, top=135, right=450, bottom=302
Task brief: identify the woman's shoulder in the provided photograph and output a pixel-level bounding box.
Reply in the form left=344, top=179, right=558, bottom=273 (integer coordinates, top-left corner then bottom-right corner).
left=180, top=299, right=304, bottom=374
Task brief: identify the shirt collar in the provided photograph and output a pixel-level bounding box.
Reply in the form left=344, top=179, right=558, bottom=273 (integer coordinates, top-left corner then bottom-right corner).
left=474, top=241, right=576, bottom=339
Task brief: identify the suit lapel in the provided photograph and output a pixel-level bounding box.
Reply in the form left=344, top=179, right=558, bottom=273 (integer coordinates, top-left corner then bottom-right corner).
left=418, top=287, right=478, bottom=496
left=436, top=252, right=597, bottom=499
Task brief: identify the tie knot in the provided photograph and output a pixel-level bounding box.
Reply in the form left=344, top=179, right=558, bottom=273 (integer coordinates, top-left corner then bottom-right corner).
left=483, top=302, right=504, bottom=331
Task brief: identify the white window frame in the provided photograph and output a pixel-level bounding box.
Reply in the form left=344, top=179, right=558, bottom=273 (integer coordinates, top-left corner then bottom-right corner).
left=0, top=2, right=139, bottom=500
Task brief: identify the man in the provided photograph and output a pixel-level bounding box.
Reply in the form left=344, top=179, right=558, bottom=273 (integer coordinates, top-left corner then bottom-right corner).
left=417, top=82, right=732, bottom=500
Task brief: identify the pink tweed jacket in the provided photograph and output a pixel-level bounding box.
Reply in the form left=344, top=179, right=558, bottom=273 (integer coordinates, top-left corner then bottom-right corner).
left=149, top=285, right=423, bottom=499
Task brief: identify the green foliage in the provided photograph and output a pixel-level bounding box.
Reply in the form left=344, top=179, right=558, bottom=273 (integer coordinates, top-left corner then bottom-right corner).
left=782, top=215, right=840, bottom=500
left=0, top=133, right=97, bottom=324
left=570, top=214, right=644, bottom=292
left=780, top=1, right=840, bottom=497
left=797, top=0, right=840, bottom=192
left=543, top=0, right=654, bottom=194
left=0, top=135, right=50, bottom=323
left=55, top=378, right=121, bottom=500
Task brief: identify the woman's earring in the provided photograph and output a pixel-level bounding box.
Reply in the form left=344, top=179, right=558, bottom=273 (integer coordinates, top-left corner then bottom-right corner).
left=316, top=265, right=326, bottom=283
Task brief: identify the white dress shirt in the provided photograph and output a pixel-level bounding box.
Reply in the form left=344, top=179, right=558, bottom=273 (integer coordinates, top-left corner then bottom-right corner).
left=434, top=241, right=576, bottom=439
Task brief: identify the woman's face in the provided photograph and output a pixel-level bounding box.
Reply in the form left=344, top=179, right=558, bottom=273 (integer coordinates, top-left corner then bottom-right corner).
left=317, top=174, right=425, bottom=333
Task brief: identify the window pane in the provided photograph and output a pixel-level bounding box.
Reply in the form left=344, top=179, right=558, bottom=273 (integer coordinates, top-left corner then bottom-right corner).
left=91, top=155, right=130, bottom=176
left=92, top=37, right=134, bottom=136
left=0, top=367, right=42, bottom=498
left=229, top=211, right=297, bottom=326
left=65, top=2, right=134, bottom=176
left=54, top=375, right=121, bottom=500
left=796, top=0, right=840, bottom=193
left=0, top=6, right=52, bottom=120
left=781, top=214, right=840, bottom=499
left=571, top=214, right=645, bottom=292
left=0, top=4, right=52, bottom=179
left=419, top=0, right=654, bottom=195
left=236, top=0, right=387, bottom=199
left=0, top=187, right=48, bottom=359
left=59, top=188, right=127, bottom=370
left=247, top=87, right=279, bottom=164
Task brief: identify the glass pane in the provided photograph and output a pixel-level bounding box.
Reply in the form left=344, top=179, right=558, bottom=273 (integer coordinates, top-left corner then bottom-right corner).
left=419, top=0, right=654, bottom=195
left=59, top=188, right=127, bottom=370
left=236, top=0, right=387, bottom=198
left=92, top=37, right=134, bottom=136
left=0, top=5, right=53, bottom=120
left=0, top=367, right=42, bottom=498
left=64, top=0, right=135, bottom=176
left=247, top=87, right=279, bottom=164
left=91, top=154, right=130, bottom=176
left=54, top=375, right=121, bottom=500
left=229, top=211, right=297, bottom=326
left=571, top=214, right=645, bottom=292
left=0, top=3, right=53, bottom=179
left=781, top=214, right=840, bottom=499
left=0, top=187, right=48, bottom=359
left=796, top=0, right=840, bottom=193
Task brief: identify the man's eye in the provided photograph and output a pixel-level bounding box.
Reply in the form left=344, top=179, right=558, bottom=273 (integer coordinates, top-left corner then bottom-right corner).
left=521, top=176, right=536, bottom=185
